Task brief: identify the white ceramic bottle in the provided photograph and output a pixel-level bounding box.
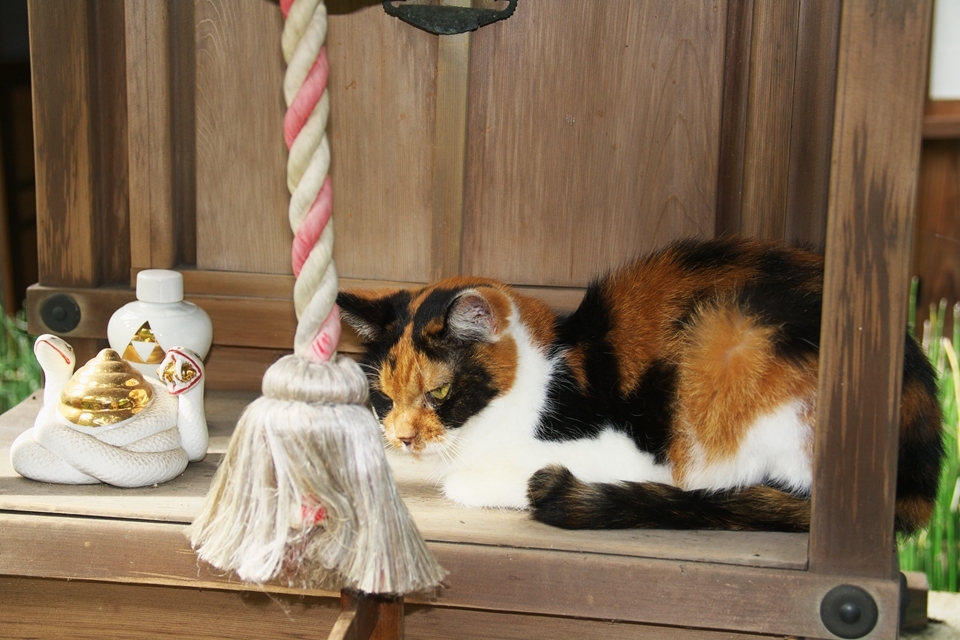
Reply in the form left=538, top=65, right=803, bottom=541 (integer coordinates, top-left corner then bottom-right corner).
left=107, top=270, right=213, bottom=379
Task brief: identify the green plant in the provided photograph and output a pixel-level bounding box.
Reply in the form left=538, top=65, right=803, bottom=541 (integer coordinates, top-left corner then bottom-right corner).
left=898, top=279, right=960, bottom=592
left=0, top=308, right=41, bottom=414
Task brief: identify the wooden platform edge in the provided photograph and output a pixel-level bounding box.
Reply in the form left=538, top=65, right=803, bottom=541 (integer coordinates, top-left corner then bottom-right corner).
left=0, top=512, right=898, bottom=638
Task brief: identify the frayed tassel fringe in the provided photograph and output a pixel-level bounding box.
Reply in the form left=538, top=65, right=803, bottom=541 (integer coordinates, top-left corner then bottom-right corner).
left=186, top=354, right=446, bottom=594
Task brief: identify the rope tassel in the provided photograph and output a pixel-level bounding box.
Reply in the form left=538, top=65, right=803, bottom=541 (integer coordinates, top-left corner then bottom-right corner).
left=185, top=0, right=445, bottom=594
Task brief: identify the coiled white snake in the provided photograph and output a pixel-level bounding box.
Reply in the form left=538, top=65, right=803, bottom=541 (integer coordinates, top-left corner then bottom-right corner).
left=9, top=335, right=208, bottom=488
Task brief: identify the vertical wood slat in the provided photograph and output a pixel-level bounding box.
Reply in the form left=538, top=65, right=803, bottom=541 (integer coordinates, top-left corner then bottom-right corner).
left=783, top=0, right=840, bottom=246
left=194, top=0, right=290, bottom=276
left=125, top=0, right=176, bottom=273
left=738, top=0, right=800, bottom=240
left=170, top=0, right=197, bottom=268
left=714, top=0, right=754, bottom=237
left=430, top=1, right=471, bottom=281
left=28, top=0, right=99, bottom=288
left=328, top=6, right=437, bottom=284
left=810, top=0, right=933, bottom=579
left=463, top=1, right=724, bottom=287
left=90, top=0, right=132, bottom=285
left=0, top=127, right=14, bottom=312
left=912, top=139, right=960, bottom=337
left=336, top=592, right=403, bottom=640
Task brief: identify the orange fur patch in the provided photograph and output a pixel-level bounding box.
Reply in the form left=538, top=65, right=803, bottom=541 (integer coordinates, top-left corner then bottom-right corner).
left=378, top=333, right=452, bottom=452
left=670, top=302, right=818, bottom=482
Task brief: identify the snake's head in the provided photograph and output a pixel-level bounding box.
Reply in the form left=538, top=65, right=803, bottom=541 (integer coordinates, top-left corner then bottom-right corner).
left=158, top=347, right=204, bottom=396
left=34, top=334, right=76, bottom=375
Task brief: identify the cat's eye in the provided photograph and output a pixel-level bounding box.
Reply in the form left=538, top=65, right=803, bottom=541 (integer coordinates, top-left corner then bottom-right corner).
left=428, top=383, right=451, bottom=401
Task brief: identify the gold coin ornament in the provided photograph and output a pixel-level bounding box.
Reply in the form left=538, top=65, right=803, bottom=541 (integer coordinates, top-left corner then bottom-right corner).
left=58, top=349, right=155, bottom=427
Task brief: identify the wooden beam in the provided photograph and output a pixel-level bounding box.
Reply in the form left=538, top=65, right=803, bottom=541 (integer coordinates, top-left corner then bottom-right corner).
left=333, top=592, right=403, bottom=640
left=738, top=0, right=801, bottom=240
left=125, top=0, right=177, bottom=273
left=715, top=0, right=754, bottom=236
left=783, top=0, right=841, bottom=246
left=0, top=513, right=896, bottom=638
left=431, top=2, right=471, bottom=280
left=27, top=0, right=99, bottom=288
left=810, top=0, right=934, bottom=578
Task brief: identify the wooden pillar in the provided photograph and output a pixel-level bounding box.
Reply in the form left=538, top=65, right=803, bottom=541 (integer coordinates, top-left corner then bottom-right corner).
left=810, top=0, right=933, bottom=579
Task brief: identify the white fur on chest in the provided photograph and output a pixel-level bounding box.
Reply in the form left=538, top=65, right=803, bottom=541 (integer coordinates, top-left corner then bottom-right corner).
left=427, top=314, right=674, bottom=509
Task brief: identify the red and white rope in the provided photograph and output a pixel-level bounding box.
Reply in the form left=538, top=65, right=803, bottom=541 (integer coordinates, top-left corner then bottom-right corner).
left=280, top=0, right=340, bottom=363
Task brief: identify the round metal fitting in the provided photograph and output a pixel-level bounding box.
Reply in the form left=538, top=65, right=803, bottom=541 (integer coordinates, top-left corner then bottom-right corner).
left=820, top=584, right=879, bottom=638
left=40, top=293, right=81, bottom=333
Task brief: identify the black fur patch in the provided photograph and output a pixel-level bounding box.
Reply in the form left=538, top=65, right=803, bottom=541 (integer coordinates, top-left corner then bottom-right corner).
left=337, top=289, right=413, bottom=387
left=896, top=335, right=944, bottom=512
left=528, top=465, right=810, bottom=532
left=539, top=284, right=676, bottom=462
left=672, top=236, right=745, bottom=271
left=433, top=346, right=499, bottom=430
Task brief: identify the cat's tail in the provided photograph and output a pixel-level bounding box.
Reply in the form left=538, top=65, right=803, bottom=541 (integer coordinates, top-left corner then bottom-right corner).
left=527, top=466, right=810, bottom=532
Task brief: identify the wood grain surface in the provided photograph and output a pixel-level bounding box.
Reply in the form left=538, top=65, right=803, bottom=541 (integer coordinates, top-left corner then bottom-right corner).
left=0, top=392, right=807, bottom=571
left=28, top=0, right=99, bottom=288
left=811, top=0, right=933, bottom=579
left=326, top=5, right=438, bottom=283
left=194, top=0, right=291, bottom=274
left=125, top=0, right=176, bottom=272
left=462, top=0, right=725, bottom=286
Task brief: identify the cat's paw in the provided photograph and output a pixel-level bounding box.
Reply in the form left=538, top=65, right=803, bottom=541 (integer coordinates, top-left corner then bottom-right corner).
left=527, top=465, right=590, bottom=529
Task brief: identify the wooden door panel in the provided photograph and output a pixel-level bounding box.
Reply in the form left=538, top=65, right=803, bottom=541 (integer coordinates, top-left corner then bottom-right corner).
left=327, top=5, right=438, bottom=283
left=194, top=0, right=291, bottom=275
left=462, top=0, right=726, bottom=287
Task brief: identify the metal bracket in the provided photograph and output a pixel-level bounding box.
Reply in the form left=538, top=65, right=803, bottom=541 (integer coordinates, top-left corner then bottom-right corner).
left=382, top=0, right=517, bottom=36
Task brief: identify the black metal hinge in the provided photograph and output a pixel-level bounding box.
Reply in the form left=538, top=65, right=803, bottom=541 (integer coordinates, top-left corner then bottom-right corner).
left=382, top=0, right=517, bottom=36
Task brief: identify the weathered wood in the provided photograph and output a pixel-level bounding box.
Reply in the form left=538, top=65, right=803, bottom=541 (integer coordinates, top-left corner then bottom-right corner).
left=0, top=576, right=341, bottom=640
left=424, top=542, right=899, bottom=639
left=431, top=2, right=471, bottom=280
left=0, top=127, right=13, bottom=312
left=170, top=0, right=197, bottom=268
left=715, top=0, right=754, bottom=237
left=402, top=605, right=784, bottom=640
left=194, top=0, right=290, bottom=275
left=0, top=392, right=808, bottom=570
left=329, top=595, right=379, bottom=640
left=337, top=592, right=403, bottom=640
left=28, top=0, right=99, bottom=288
left=0, top=511, right=892, bottom=637
left=327, top=4, right=437, bottom=283
left=783, top=0, right=840, bottom=246
left=125, top=0, right=176, bottom=272
left=738, top=0, right=800, bottom=240
left=463, top=1, right=724, bottom=286
left=88, top=0, right=131, bottom=286
left=912, top=139, right=960, bottom=336
left=922, top=100, right=960, bottom=139
left=810, top=0, right=933, bottom=578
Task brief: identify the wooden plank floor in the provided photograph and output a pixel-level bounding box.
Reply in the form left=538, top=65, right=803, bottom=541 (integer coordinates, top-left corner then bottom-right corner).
left=1, top=390, right=907, bottom=638
left=0, top=390, right=807, bottom=570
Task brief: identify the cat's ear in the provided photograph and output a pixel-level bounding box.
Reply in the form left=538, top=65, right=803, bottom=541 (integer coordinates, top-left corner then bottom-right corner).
left=446, top=289, right=507, bottom=343
left=337, top=289, right=409, bottom=342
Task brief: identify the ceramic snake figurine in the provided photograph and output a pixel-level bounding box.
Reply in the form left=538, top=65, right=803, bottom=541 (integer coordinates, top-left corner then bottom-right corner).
left=9, top=334, right=208, bottom=488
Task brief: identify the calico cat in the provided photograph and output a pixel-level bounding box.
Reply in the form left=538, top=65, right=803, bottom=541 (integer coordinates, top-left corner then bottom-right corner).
left=337, top=237, right=944, bottom=533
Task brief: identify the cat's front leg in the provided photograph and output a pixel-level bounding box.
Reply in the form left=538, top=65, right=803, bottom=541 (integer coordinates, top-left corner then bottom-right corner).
left=442, top=467, right=530, bottom=510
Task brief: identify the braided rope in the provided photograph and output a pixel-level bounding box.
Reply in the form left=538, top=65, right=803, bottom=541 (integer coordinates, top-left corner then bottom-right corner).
left=280, top=0, right=339, bottom=363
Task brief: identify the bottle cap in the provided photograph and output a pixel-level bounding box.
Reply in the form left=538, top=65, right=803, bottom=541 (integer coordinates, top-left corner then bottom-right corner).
left=136, top=270, right=184, bottom=303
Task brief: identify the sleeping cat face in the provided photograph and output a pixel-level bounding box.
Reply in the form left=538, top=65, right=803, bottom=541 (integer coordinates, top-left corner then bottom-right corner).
left=338, top=279, right=522, bottom=456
